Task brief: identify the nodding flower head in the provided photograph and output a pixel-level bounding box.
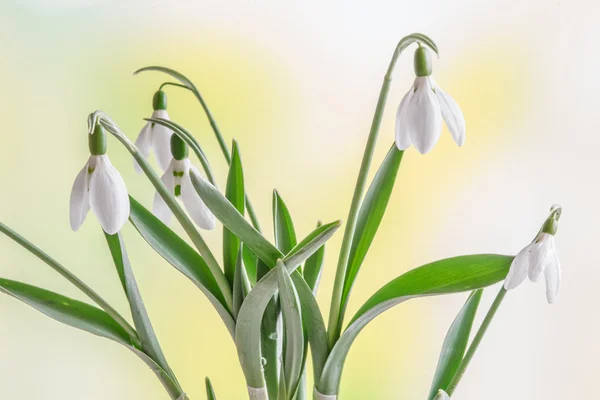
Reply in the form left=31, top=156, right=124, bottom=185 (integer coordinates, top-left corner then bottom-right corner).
left=152, top=134, right=216, bottom=230
left=504, top=205, right=563, bottom=304
left=134, top=90, right=174, bottom=172
left=70, top=124, right=130, bottom=235
left=395, top=46, right=466, bottom=155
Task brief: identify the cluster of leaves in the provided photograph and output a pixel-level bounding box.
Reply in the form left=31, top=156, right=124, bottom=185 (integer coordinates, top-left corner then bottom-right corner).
left=0, top=36, right=514, bottom=400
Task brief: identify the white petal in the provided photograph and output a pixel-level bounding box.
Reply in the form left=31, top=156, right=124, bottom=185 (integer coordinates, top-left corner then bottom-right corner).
left=150, top=110, right=174, bottom=171
left=395, top=86, right=415, bottom=151
left=433, top=390, right=450, bottom=400
left=89, top=155, right=130, bottom=235
left=181, top=164, right=216, bottom=230
left=153, top=161, right=176, bottom=225
left=406, top=77, right=442, bottom=154
left=528, top=234, right=552, bottom=282
left=134, top=122, right=152, bottom=173
left=504, top=244, right=532, bottom=290
left=544, top=249, right=561, bottom=304
left=69, top=159, right=91, bottom=231
left=433, top=79, right=466, bottom=147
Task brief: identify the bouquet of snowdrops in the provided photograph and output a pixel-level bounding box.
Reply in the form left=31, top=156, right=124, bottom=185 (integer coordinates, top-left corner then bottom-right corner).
left=0, top=33, right=562, bottom=400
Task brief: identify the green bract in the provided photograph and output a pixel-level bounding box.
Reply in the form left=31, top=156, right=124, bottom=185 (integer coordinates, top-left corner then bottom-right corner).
left=0, top=31, right=554, bottom=400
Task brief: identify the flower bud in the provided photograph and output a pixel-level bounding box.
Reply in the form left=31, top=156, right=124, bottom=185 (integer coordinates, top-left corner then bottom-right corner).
left=153, top=90, right=168, bottom=111
left=88, top=123, right=107, bottom=155
left=414, top=46, right=432, bottom=77
left=170, top=134, right=189, bottom=160
left=541, top=204, right=562, bottom=235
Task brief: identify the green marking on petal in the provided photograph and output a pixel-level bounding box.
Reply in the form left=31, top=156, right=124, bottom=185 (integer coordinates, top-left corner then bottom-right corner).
left=87, top=167, right=95, bottom=174
left=174, top=185, right=182, bottom=197
left=173, top=170, right=184, bottom=177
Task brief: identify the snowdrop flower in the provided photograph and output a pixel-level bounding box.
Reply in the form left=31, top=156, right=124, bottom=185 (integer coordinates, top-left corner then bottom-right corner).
left=70, top=125, right=130, bottom=235
left=153, top=134, right=216, bottom=230
left=134, top=90, right=174, bottom=172
left=395, top=46, right=466, bottom=154
left=504, top=205, right=562, bottom=303
left=433, top=390, right=450, bottom=400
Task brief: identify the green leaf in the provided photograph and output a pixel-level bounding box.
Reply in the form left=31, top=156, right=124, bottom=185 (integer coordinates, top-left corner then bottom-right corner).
left=205, top=377, right=217, bottom=400
left=224, top=140, right=246, bottom=286
left=277, top=262, right=304, bottom=398
left=303, top=221, right=326, bottom=293
left=273, top=190, right=297, bottom=255
left=0, top=278, right=136, bottom=347
left=242, top=244, right=258, bottom=284
left=189, top=170, right=341, bottom=271
left=261, top=295, right=281, bottom=400
left=340, top=145, right=403, bottom=317
left=317, top=254, right=513, bottom=395
left=233, top=250, right=251, bottom=319
left=428, top=290, right=482, bottom=400
left=235, top=268, right=279, bottom=389
left=128, top=196, right=236, bottom=336
left=105, top=232, right=177, bottom=382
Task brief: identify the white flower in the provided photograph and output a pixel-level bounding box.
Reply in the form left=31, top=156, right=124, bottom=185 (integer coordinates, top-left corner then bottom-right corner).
left=433, top=390, right=450, bottom=400
left=153, top=158, right=216, bottom=230
left=395, top=76, right=465, bottom=154
left=395, top=46, right=465, bottom=155
left=134, top=109, right=174, bottom=173
left=504, top=231, right=561, bottom=304
left=70, top=155, right=130, bottom=235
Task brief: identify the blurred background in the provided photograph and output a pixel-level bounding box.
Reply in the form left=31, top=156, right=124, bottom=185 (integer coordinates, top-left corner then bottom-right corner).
left=0, top=0, right=596, bottom=399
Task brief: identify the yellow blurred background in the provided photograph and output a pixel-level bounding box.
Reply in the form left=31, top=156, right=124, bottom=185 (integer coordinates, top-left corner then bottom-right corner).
left=0, top=0, right=596, bottom=399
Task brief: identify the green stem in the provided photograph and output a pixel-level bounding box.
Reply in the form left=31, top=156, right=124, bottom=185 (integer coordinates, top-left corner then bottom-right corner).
left=326, top=47, right=400, bottom=347
left=160, top=82, right=189, bottom=91
left=0, top=221, right=141, bottom=346
left=94, top=113, right=234, bottom=314
left=445, top=287, right=507, bottom=396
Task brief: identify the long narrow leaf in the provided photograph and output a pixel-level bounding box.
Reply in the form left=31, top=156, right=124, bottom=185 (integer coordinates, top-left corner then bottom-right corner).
left=233, top=251, right=251, bottom=318
left=303, top=221, right=326, bottom=293
left=224, top=140, right=246, bottom=286
left=205, top=377, right=217, bottom=400
left=277, top=262, right=304, bottom=398
left=261, top=295, right=281, bottom=400
left=317, top=254, right=513, bottom=395
left=0, top=278, right=136, bottom=347
left=105, top=232, right=176, bottom=382
left=340, top=145, right=403, bottom=317
left=129, top=197, right=235, bottom=336
left=190, top=170, right=341, bottom=271
left=428, top=290, right=482, bottom=399
left=273, top=190, right=297, bottom=255
left=242, top=244, right=258, bottom=284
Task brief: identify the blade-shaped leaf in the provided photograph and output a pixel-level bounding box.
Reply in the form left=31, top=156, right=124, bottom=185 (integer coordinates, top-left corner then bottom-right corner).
left=242, top=244, right=258, bottom=284
left=428, top=290, right=482, bottom=400
left=261, top=295, right=281, bottom=400
left=190, top=170, right=341, bottom=271
left=340, top=145, right=403, bottom=316
left=317, top=254, right=513, bottom=395
left=277, top=262, right=304, bottom=398
left=233, top=251, right=251, bottom=318
left=273, top=190, right=297, bottom=255
left=205, top=377, right=217, bottom=400
left=105, top=232, right=176, bottom=382
left=303, top=221, right=326, bottom=293
left=0, top=278, right=137, bottom=347
left=224, top=140, right=246, bottom=286
left=128, top=196, right=235, bottom=336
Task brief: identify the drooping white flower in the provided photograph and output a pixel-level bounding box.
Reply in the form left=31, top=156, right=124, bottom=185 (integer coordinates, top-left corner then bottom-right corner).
left=433, top=390, right=450, bottom=400
left=504, top=205, right=562, bottom=304
left=153, top=157, right=216, bottom=230
left=70, top=154, right=130, bottom=235
left=134, top=90, right=173, bottom=172
left=395, top=46, right=465, bottom=154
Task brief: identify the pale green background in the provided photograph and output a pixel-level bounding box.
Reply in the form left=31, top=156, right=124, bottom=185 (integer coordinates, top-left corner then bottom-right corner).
left=0, top=0, right=596, bottom=399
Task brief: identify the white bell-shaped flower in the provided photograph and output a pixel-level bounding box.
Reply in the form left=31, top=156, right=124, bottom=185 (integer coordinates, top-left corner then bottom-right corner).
left=70, top=126, right=130, bottom=235
left=433, top=390, right=450, bottom=400
left=395, top=46, right=465, bottom=154
left=134, top=90, right=173, bottom=172
left=152, top=135, right=216, bottom=230
left=504, top=205, right=562, bottom=304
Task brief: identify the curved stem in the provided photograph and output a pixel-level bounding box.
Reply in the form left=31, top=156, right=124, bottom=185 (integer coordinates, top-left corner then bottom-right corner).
left=160, top=82, right=190, bottom=91
left=446, top=287, right=507, bottom=395
left=0, top=221, right=141, bottom=346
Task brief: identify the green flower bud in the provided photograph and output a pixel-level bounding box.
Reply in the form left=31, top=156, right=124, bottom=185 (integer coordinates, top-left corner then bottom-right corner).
left=88, top=124, right=107, bottom=155
left=414, top=46, right=432, bottom=77
left=170, top=133, right=189, bottom=160
left=153, top=90, right=168, bottom=111
left=541, top=204, right=562, bottom=236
